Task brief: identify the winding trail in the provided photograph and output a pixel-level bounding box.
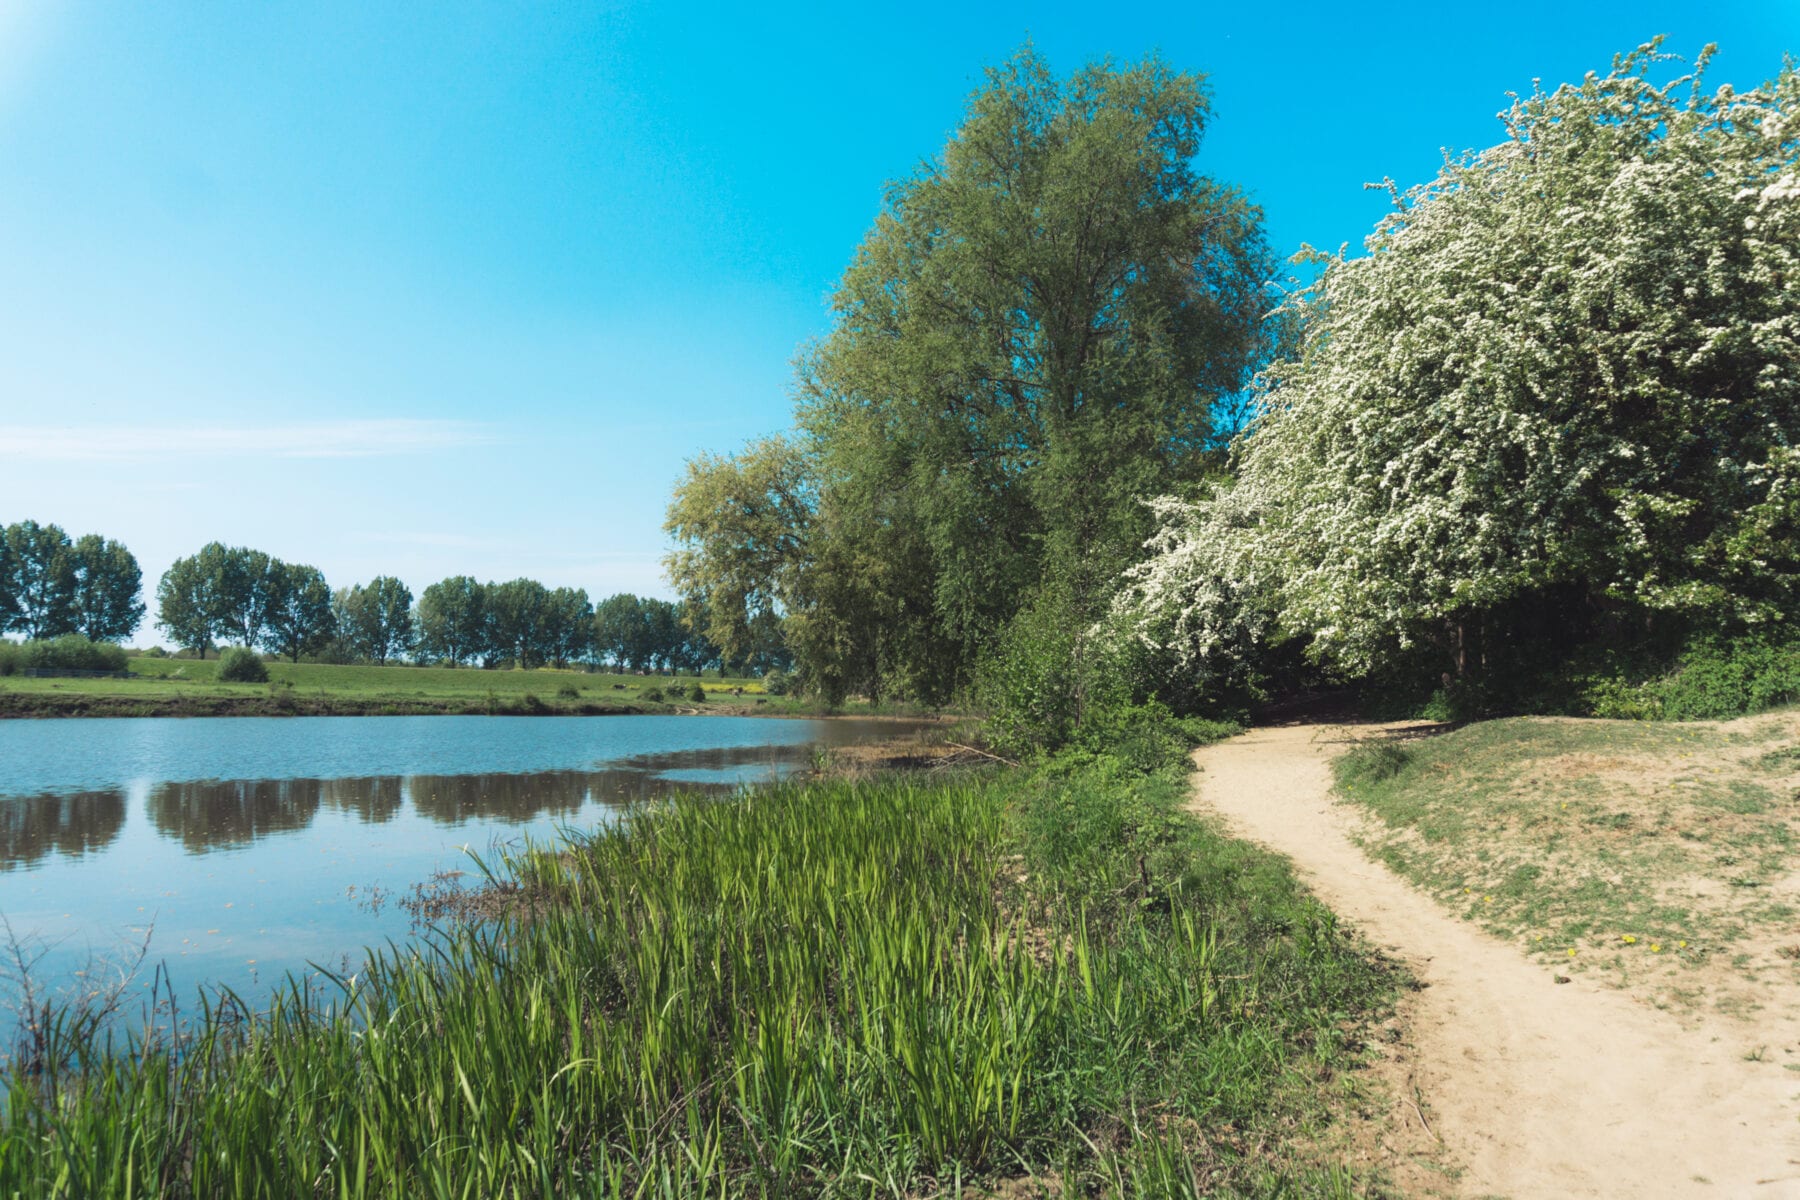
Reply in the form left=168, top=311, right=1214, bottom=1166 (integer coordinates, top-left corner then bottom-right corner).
left=1190, top=723, right=1800, bottom=1199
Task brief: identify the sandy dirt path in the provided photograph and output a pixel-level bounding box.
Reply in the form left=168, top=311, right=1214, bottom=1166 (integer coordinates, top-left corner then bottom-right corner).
left=1190, top=723, right=1800, bottom=1199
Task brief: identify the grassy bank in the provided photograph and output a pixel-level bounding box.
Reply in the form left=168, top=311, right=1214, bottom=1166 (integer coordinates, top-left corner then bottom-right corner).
left=0, top=658, right=909, bottom=719
left=1335, top=712, right=1800, bottom=1019
left=2, top=742, right=1397, bottom=1196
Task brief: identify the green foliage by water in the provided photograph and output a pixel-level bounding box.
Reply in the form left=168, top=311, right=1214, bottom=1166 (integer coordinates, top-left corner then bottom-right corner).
left=1, top=749, right=1391, bottom=1197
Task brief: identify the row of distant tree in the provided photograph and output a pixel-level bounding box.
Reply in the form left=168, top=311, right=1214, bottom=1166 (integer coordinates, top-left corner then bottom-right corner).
left=154, top=542, right=789, bottom=673
left=0, top=520, right=145, bottom=642
left=1, top=526, right=788, bottom=674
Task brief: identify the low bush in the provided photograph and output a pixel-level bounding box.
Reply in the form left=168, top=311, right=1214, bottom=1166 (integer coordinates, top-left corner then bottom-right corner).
left=639, top=685, right=665, bottom=703
left=555, top=683, right=581, bottom=700
left=759, top=668, right=791, bottom=696
left=217, top=647, right=269, bottom=683
left=1651, top=634, right=1800, bottom=720
left=687, top=683, right=707, bottom=703
left=1356, top=627, right=1800, bottom=724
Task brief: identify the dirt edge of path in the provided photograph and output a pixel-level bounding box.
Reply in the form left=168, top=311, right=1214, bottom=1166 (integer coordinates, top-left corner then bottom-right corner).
left=1190, top=722, right=1800, bottom=1200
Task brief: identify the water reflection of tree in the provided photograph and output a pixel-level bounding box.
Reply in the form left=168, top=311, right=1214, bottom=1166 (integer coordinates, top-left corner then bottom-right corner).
left=407, top=772, right=612, bottom=826
left=148, top=778, right=323, bottom=852
left=0, top=791, right=126, bottom=871
left=322, top=777, right=403, bottom=824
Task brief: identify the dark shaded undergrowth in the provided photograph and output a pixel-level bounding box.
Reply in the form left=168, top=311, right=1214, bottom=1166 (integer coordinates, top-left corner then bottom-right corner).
left=1, top=737, right=1396, bottom=1197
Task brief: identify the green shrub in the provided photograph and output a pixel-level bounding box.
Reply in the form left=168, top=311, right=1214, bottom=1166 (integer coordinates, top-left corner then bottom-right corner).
left=1061, top=701, right=1239, bottom=776
left=13, top=635, right=130, bottom=674
left=1334, top=740, right=1414, bottom=788
left=1654, top=634, right=1800, bottom=720
left=555, top=683, right=581, bottom=700
left=0, top=641, right=16, bottom=676
left=688, top=683, right=707, bottom=703
left=1539, top=631, right=1800, bottom=721
left=217, top=647, right=269, bottom=683
left=640, top=685, right=665, bottom=703
left=978, top=590, right=1086, bottom=755
left=760, top=669, right=791, bottom=696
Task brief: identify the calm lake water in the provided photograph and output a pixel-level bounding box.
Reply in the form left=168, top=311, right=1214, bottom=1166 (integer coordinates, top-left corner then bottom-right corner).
left=0, top=714, right=917, bottom=1019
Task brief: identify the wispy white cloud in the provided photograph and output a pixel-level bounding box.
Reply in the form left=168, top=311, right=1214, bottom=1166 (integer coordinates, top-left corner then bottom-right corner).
left=0, top=419, right=497, bottom=461
left=351, top=531, right=503, bottom=550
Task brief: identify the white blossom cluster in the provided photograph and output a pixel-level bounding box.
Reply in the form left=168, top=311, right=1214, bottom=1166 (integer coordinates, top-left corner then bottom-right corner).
left=1118, top=43, right=1800, bottom=675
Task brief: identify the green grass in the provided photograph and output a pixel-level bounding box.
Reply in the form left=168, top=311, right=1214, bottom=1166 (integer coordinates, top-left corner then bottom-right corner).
left=1, top=750, right=1397, bottom=1197
left=0, top=658, right=880, bottom=719
left=1334, top=714, right=1800, bottom=1013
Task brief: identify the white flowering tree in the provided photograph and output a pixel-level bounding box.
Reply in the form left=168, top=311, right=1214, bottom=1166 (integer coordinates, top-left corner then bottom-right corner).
left=1120, top=42, right=1800, bottom=682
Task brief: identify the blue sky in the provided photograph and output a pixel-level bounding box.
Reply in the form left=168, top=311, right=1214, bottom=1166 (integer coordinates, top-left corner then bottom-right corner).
left=2, top=2, right=1796, bottom=641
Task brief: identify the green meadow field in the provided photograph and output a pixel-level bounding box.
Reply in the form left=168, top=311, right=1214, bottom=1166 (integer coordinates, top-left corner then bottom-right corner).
left=0, top=656, right=837, bottom=718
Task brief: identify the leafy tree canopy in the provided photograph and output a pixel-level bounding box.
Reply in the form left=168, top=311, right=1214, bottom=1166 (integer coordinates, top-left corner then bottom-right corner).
left=261, top=562, right=335, bottom=663
left=70, top=535, right=144, bottom=643
left=669, top=46, right=1273, bottom=703
left=415, top=576, right=486, bottom=667
left=336, top=577, right=415, bottom=666
left=1, top=521, right=77, bottom=640
left=1122, top=43, right=1800, bottom=683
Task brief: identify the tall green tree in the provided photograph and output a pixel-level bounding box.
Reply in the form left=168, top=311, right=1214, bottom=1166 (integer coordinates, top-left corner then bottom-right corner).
left=0, top=529, right=13, bottom=632
left=415, top=576, right=487, bottom=666
left=667, top=47, right=1272, bottom=703
left=69, top=534, right=144, bottom=643
left=541, top=586, right=593, bottom=669
left=593, top=593, right=648, bottom=670
left=2, top=521, right=77, bottom=639
left=337, top=577, right=415, bottom=665
left=261, top=562, right=335, bottom=663
left=157, top=550, right=219, bottom=657
left=666, top=437, right=811, bottom=669
left=641, top=599, right=683, bottom=673
left=1122, top=44, right=1800, bottom=684
left=486, top=578, right=550, bottom=668
left=159, top=542, right=277, bottom=651
left=215, top=547, right=278, bottom=648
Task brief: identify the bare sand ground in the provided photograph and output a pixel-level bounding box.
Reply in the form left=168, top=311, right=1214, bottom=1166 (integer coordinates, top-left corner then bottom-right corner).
left=1191, top=723, right=1800, bottom=1199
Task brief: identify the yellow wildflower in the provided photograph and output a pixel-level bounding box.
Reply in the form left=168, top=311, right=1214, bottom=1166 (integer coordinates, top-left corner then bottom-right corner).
left=1650, top=944, right=1661, bottom=953
left=1621, top=934, right=1638, bottom=944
